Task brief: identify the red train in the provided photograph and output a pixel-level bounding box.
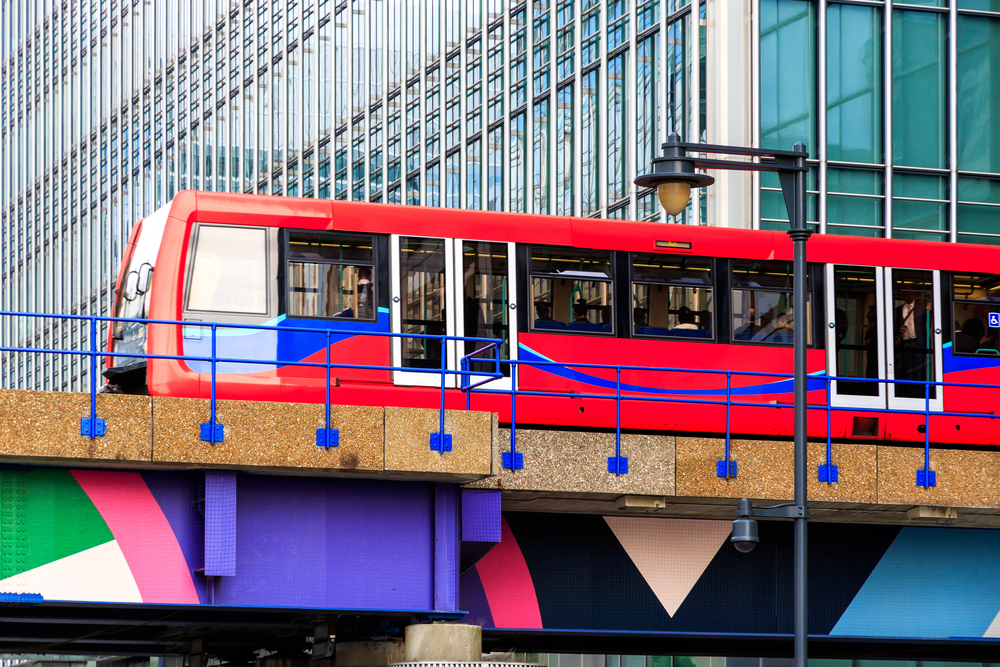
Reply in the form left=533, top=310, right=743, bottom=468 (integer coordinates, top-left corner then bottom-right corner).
left=107, top=191, right=1000, bottom=445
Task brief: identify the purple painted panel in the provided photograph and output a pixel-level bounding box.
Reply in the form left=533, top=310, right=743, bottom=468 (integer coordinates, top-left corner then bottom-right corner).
left=205, top=471, right=237, bottom=577
left=434, top=484, right=459, bottom=612
left=214, top=476, right=434, bottom=610
left=461, top=489, right=501, bottom=543
left=140, top=472, right=207, bottom=604
left=459, top=565, right=495, bottom=629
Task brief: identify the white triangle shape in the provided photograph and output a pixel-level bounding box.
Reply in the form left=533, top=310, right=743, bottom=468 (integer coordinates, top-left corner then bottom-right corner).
left=985, top=608, right=1000, bottom=637
left=0, top=540, right=143, bottom=603
left=604, top=516, right=732, bottom=617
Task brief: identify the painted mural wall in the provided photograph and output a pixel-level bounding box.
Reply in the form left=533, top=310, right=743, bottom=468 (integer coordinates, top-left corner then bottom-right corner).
left=5, top=467, right=1000, bottom=644
left=0, top=469, right=442, bottom=610
left=460, top=512, right=1000, bottom=641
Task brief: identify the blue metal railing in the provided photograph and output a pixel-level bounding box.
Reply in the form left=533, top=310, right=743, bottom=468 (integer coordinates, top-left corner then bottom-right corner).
left=4, top=309, right=1000, bottom=488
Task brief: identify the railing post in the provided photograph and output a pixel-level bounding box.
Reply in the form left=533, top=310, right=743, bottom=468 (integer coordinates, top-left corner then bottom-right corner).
left=818, top=376, right=838, bottom=483
left=917, top=380, right=936, bottom=487
left=607, top=366, right=628, bottom=474
left=716, top=371, right=736, bottom=477
left=430, top=336, right=452, bottom=452
left=80, top=315, right=106, bottom=438
left=316, top=329, right=339, bottom=448
left=200, top=323, right=224, bottom=443
left=502, top=363, right=523, bottom=470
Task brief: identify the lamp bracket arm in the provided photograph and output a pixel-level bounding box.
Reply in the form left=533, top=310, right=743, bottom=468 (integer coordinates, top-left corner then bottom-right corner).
left=736, top=498, right=808, bottom=518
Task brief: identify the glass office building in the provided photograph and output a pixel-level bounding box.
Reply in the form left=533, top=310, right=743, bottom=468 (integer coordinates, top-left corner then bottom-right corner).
left=1, top=0, right=998, bottom=390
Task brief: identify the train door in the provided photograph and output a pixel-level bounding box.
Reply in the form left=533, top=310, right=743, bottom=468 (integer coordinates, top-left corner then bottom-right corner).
left=884, top=268, right=943, bottom=412
left=453, top=240, right=518, bottom=390
left=826, top=265, right=943, bottom=412
left=391, top=235, right=456, bottom=387
left=826, top=265, right=888, bottom=408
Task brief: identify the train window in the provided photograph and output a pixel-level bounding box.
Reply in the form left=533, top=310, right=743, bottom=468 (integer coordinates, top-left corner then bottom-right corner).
left=286, top=232, right=375, bottom=320
left=951, top=272, right=1000, bottom=355
left=631, top=254, right=713, bottom=339
left=187, top=225, right=268, bottom=315
left=731, top=260, right=811, bottom=344
left=529, top=247, right=614, bottom=333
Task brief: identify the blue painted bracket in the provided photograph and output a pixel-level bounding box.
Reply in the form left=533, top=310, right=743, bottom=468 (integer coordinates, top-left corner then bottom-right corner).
left=0, top=592, right=43, bottom=604
left=80, top=417, right=106, bottom=438
left=316, top=428, right=340, bottom=449
left=818, top=464, right=839, bottom=483
left=607, top=456, right=629, bottom=475
left=200, top=422, right=225, bottom=443
left=717, top=460, right=737, bottom=478
left=430, top=433, right=453, bottom=452
left=916, top=469, right=937, bottom=487
left=502, top=451, right=524, bottom=470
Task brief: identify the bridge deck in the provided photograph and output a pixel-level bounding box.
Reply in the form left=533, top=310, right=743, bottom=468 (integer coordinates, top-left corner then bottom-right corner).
left=3, top=388, right=1000, bottom=525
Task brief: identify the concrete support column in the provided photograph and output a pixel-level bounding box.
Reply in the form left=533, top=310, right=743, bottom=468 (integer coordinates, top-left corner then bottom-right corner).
left=404, top=623, right=482, bottom=662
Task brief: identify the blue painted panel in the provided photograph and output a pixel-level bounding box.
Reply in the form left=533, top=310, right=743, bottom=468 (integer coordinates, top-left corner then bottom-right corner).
left=435, top=484, right=459, bottom=612
left=832, top=527, right=1000, bottom=638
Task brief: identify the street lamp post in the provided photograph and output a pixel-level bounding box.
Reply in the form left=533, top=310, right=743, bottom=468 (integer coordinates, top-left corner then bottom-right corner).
left=635, top=133, right=812, bottom=667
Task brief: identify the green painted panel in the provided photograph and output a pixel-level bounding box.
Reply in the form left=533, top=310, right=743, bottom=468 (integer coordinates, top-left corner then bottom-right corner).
left=0, top=470, right=113, bottom=579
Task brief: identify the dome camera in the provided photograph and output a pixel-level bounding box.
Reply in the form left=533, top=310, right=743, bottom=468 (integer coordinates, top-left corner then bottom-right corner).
left=731, top=516, right=759, bottom=553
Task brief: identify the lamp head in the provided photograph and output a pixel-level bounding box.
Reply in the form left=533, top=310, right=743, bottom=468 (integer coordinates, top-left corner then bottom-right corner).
left=657, top=182, right=693, bottom=217
left=731, top=517, right=759, bottom=553
left=634, top=135, right=715, bottom=218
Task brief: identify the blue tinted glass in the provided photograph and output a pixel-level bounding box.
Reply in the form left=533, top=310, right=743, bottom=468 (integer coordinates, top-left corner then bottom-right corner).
left=892, top=174, right=948, bottom=240
left=892, top=11, right=946, bottom=168
left=957, top=16, right=1000, bottom=174
left=827, top=5, right=882, bottom=164
left=761, top=0, right=816, bottom=151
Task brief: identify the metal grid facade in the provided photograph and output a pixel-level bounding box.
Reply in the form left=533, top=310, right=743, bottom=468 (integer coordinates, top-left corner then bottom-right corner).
left=2, top=0, right=998, bottom=391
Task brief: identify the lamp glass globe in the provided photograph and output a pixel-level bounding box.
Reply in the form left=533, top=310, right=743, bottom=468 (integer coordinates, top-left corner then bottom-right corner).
left=657, top=181, right=692, bottom=217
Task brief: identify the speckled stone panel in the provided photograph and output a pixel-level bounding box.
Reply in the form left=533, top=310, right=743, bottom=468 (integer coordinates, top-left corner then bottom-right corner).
left=384, top=407, right=492, bottom=477
left=676, top=437, right=877, bottom=503
left=152, top=396, right=383, bottom=471
left=0, top=389, right=152, bottom=462
left=466, top=426, right=675, bottom=495
left=877, top=445, right=1000, bottom=508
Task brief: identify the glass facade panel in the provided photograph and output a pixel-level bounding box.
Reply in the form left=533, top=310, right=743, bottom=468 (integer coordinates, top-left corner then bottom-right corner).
left=957, top=16, right=1000, bottom=175
left=892, top=173, right=948, bottom=241
left=760, top=0, right=816, bottom=150
left=608, top=51, right=629, bottom=205
left=827, top=168, right=884, bottom=236
left=827, top=5, right=882, bottom=164
left=892, top=11, right=946, bottom=169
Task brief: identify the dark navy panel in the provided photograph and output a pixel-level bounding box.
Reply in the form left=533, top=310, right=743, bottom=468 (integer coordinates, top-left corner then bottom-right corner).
left=504, top=512, right=671, bottom=631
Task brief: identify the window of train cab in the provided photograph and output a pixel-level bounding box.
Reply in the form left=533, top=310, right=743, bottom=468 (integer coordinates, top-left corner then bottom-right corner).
left=730, top=259, right=813, bottom=345
left=529, top=246, right=615, bottom=333
left=183, top=224, right=279, bottom=325
left=630, top=253, right=714, bottom=340
left=951, top=272, right=1000, bottom=356
left=282, top=231, right=386, bottom=321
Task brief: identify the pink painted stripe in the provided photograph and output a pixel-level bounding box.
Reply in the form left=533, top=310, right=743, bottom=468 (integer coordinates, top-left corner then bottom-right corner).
left=71, top=470, right=200, bottom=604
left=474, top=517, right=543, bottom=629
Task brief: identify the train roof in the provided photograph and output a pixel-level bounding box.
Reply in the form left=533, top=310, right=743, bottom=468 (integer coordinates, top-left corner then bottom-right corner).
left=162, top=190, right=1000, bottom=275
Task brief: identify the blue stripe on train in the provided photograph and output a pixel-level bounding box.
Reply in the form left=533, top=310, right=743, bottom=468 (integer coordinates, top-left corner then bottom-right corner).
left=182, top=309, right=390, bottom=374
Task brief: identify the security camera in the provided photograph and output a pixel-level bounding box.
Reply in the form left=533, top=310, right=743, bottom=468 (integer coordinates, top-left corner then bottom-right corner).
left=731, top=516, right=759, bottom=553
